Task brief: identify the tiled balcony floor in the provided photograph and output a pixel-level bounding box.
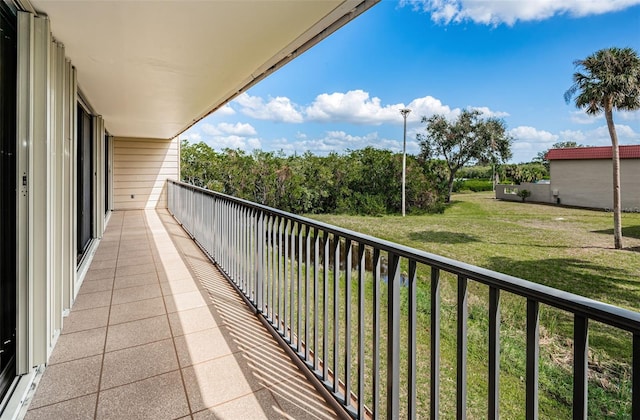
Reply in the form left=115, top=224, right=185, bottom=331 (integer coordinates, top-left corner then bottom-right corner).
left=24, top=209, right=338, bottom=420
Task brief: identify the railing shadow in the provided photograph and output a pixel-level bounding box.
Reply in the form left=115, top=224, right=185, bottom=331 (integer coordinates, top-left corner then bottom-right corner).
left=147, top=209, right=337, bottom=419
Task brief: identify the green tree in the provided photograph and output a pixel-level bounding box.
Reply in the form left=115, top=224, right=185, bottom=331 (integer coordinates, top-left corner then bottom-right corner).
left=418, top=109, right=512, bottom=202
left=564, top=47, right=640, bottom=249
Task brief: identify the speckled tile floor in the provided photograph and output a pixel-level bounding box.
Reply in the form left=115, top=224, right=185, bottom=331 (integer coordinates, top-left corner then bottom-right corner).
left=23, top=209, right=338, bottom=420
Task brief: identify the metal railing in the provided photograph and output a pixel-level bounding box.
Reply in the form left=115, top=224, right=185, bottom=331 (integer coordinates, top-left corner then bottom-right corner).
left=168, top=180, right=640, bottom=419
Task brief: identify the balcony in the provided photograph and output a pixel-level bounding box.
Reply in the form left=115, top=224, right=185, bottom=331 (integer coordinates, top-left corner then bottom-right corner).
left=22, top=181, right=640, bottom=419
left=23, top=209, right=338, bottom=419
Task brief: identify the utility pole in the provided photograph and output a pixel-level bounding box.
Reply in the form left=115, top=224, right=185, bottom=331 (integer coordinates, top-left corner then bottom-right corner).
left=400, top=108, right=411, bottom=217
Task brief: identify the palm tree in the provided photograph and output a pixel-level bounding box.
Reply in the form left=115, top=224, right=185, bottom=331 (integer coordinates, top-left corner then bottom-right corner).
left=564, top=47, right=640, bottom=249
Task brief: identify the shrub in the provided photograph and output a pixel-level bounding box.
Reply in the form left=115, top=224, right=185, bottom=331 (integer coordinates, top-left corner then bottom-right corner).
left=517, top=189, right=532, bottom=202
left=453, top=179, right=493, bottom=192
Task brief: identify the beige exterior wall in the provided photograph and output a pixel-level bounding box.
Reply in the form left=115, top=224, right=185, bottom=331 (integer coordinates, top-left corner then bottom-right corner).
left=113, top=137, right=179, bottom=210
left=496, top=182, right=553, bottom=203
left=550, top=159, right=640, bottom=210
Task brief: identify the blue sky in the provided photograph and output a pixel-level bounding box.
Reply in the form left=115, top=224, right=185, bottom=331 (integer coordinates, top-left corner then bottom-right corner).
left=183, top=0, right=640, bottom=163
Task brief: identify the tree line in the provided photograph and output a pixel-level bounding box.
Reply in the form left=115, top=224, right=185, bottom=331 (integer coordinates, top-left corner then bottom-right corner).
left=181, top=141, right=450, bottom=215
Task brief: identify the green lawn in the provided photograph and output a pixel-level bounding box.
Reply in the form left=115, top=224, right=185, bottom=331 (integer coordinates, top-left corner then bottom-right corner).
left=307, top=191, right=640, bottom=418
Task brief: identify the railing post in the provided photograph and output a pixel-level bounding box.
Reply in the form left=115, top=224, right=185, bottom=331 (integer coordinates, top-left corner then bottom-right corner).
left=526, top=299, right=539, bottom=420
left=305, top=226, right=311, bottom=362
left=634, top=333, right=640, bottom=420
left=489, top=287, right=500, bottom=420
left=408, top=260, right=417, bottom=420
left=387, top=253, right=401, bottom=420
left=344, top=239, right=353, bottom=405
left=457, top=275, right=468, bottom=420
left=431, top=268, right=440, bottom=420
left=573, top=315, right=588, bottom=420
left=373, top=248, right=381, bottom=419
left=357, top=244, right=366, bottom=418
left=323, top=231, right=330, bottom=383
left=256, top=211, right=264, bottom=313
left=313, top=228, right=320, bottom=372
left=333, top=235, right=340, bottom=394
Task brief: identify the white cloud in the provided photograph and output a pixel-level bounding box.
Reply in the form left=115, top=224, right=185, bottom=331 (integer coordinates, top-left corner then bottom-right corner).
left=216, top=104, right=236, bottom=116
left=199, top=122, right=257, bottom=136
left=558, top=129, right=587, bottom=143
left=589, top=124, right=640, bottom=144
left=247, top=138, right=262, bottom=149
left=510, top=126, right=559, bottom=143
left=267, top=130, right=418, bottom=156
left=401, top=0, right=640, bottom=25
left=569, top=110, right=602, bottom=124
left=185, top=132, right=201, bottom=142
left=470, top=106, right=510, bottom=118
left=200, top=123, right=221, bottom=136
left=549, top=125, right=638, bottom=151
left=210, top=135, right=246, bottom=149
left=304, top=90, right=506, bottom=125
left=205, top=135, right=262, bottom=151
left=407, top=95, right=460, bottom=121
left=509, top=126, right=559, bottom=162
left=305, top=90, right=402, bottom=124
left=234, top=93, right=303, bottom=123
left=229, top=90, right=506, bottom=127
left=217, top=122, right=257, bottom=136
left=620, top=109, right=640, bottom=121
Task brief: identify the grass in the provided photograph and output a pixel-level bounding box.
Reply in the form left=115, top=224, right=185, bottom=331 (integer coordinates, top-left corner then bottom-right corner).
left=311, top=191, right=640, bottom=311
left=303, top=191, right=640, bottom=418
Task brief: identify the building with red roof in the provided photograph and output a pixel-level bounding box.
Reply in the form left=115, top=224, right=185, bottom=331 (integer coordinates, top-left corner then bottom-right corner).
left=497, top=145, right=640, bottom=210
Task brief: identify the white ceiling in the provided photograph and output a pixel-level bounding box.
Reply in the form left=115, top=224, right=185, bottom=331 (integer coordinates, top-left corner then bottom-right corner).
left=28, top=0, right=376, bottom=139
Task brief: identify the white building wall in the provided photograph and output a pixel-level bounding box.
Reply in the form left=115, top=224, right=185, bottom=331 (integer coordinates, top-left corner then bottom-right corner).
left=550, top=159, right=640, bottom=210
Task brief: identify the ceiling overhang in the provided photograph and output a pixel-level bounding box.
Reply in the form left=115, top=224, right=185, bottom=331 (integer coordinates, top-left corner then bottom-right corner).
left=25, top=0, right=378, bottom=139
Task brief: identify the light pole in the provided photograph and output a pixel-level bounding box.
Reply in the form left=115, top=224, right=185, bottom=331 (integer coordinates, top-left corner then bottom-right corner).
left=400, top=108, right=411, bottom=217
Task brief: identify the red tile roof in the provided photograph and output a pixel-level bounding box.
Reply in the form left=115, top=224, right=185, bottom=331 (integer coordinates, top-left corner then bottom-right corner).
left=546, top=145, right=640, bottom=160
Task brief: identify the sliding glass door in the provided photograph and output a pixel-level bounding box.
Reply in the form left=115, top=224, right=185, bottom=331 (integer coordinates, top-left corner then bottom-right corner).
left=77, top=104, right=93, bottom=260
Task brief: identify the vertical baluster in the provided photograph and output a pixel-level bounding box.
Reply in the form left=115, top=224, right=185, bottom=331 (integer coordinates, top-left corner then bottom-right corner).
left=290, top=222, right=296, bottom=344
left=271, top=215, right=277, bottom=322
left=373, top=248, right=381, bottom=420
left=489, top=287, right=500, bottom=420
left=313, top=227, right=320, bottom=372
left=357, top=244, right=366, bottom=418
left=323, top=232, right=330, bottom=382
left=297, top=225, right=303, bottom=352
left=305, top=225, right=311, bottom=361
left=333, top=235, right=340, bottom=394
left=277, top=217, right=284, bottom=332
left=265, top=214, right=271, bottom=318
left=273, top=215, right=278, bottom=324
left=243, top=207, right=248, bottom=293
left=344, top=239, right=353, bottom=406
left=573, top=315, right=588, bottom=420
left=257, top=211, right=264, bottom=312
left=431, top=267, right=440, bottom=420
left=387, top=253, right=401, bottom=419
left=633, top=334, right=640, bottom=420
left=457, top=275, right=468, bottom=420
left=233, top=203, right=236, bottom=277
left=526, top=299, right=539, bottom=420
left=249, top=209, right=254, bottom=302
left=408, top=260, right=417, bottom=420
left=238, top=206, right=243, bottom=291
left=283, top=219, right=289, bottom=337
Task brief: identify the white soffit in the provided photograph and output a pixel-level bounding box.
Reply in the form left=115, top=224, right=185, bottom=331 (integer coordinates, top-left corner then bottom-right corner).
left=28, top=0, right=376, bottom=139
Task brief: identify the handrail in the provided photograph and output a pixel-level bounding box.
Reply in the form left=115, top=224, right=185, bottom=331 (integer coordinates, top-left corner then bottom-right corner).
left=167, top=179, right=640, bottom=419
left=168, top=180, right=640, bottom=333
